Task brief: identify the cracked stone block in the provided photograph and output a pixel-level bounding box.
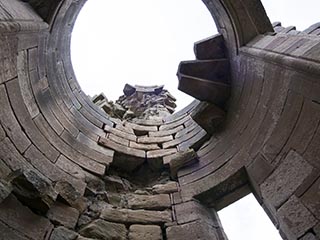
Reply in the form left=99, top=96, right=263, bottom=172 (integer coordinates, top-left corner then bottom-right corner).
left=129, top=225, right=162, bottom=240
left=7, top=169, right=57, bottom=214
left=79, top=219, right=126, bottom=240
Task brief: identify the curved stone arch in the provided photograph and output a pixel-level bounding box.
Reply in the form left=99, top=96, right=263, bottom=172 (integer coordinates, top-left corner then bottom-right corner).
left=0, top=0, right=320, bottom=239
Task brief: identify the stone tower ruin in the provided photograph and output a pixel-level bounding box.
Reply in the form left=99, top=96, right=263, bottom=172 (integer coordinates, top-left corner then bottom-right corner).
left=0, top=0, right=319, bottom=240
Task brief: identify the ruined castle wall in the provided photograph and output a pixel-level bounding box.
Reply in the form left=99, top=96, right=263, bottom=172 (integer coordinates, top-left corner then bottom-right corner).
left=0, top=0, right=319, bottom=239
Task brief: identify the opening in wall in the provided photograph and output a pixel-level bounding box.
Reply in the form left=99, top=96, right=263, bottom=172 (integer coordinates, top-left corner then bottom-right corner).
left=218, top=193, right=282, bottom=240
left=71, top=0, right=217, bottom=110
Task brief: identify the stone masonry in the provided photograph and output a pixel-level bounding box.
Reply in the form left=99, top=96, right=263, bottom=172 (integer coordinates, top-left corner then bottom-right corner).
left=0, top=0, right=320, bottom=240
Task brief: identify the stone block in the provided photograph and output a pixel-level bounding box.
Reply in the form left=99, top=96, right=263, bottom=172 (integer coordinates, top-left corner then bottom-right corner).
left=0, top=220, right=29, bottom=240
left=54, top=181, right=87, bottom=213
left=163, top=149, right=198, bottom=179
left=177, top=59, right=230, bottom=105
left=0, top=180, right=12, bottom=203
left=152, top=181, right=178, bottom=194
left=147, top=148, right=177, bottom=159
left=55, top=155, right=86, bottom=181
left=247, top=154, right=274, bottom=185
left=98, top=136, right=145, bottom=158
left=177, top=128, right=208, bottom=151
left=109, top=133, right=129, bottom=146
left=314, top=223, right=320, bottom=237
left=7, top=169, right=57, bottom=214
left=79, top=219, right=126, bottom=240
left=47, top=202, right=79, bottom=229
left=149, top=125, right=183, bottom=137
left=277, top=196, right=317, bottom=239
left=50, top=226, right=78, bottom=240
left=159, top=115, right=190, bottom=131
left=299, top=233, right=318, bottom=240
left=104, top=125, right=136, bottom=141
left=0, top=85, right=31, bottom=153
left=194, top=34, right=226, bottom=60
left=138, top=135, right=173, bottom=144
left=301, top=177, right=320, bottom=219
left=129, top=141, right=160, bottom=150
left=191, top=102, right=225, bottom=134
left=127, top=194, right=171, bottom=210
left=100, top=208, right=172, bottom=224
left=0, top=195, right=53, bottom=240
left=0, top=159, right=11, bottom=179
left=104, top=175, right=131, bottom=192
left=174, top=200, right=217, bottom=226
left=166, top=220, right=218, bottom=240
left=261, top=150, right=313, bottom=208
left=125, top=122, right=158, bottom=133
left=129, top=225, right=162, bottom=240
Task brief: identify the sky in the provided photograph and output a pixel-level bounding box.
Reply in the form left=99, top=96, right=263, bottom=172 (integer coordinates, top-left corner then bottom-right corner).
left=71, top=0, right=319, bottom=239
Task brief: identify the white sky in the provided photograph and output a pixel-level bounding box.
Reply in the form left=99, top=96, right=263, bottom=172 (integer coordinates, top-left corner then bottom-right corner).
left=71, top=0, right=319, bottom=239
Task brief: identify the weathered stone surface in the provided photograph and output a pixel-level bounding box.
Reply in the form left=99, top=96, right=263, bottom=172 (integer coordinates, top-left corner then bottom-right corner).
left=0, top=220, right=29, bottom=240
left=163, top=149, right=198, bottom=178
left=127, top=194, right=171, bottom=210
left=299, top=233, right=318, bottom=240
left=108, top=133, right=129, bottom=146
left=138, top=135, right=173, bottom=144
left=174, top=200, right=217, bottom=226
left=0, top=180, right=12, bottom=203
left=99, top=136, right=145, bottom=158
left=301, top=177, right=320, bottom=219
left=191, top=102, right=225, bottom=134
left=147, top=148, right=177, bottom=159
left=166, top=220, right=219, bottom=240
left=7, top=169, right=57, bottom=214
left=104, top=125, right=136, bottom=141
left=0, top=195, right=53, bottom=240
left=261, top=150, right=313, bottom=208
left=177, top=60, right=230, bottom=105
left=314, top=223, right=320, bottom=238
left=47, top=202, right=79, bottom=229
left=50, top=226, right=78, bottom=240
left=79, top=219, right=126, bottom=240
left=194, top=34, right=226, bottom=60
left=104, top=175, right=131, bottom=192
left=54, top=181, right=87, bottom=213
left=129, top=141, right=160, bottom=150
left=100, top=208, right=172, bottom=224
left=152, top=181, right=178, bottom=194
left=149, top=125, right=184, bottom=137
left=129, top=225, right=162, bottom=240
left=277, top=196, right=317, bottom=239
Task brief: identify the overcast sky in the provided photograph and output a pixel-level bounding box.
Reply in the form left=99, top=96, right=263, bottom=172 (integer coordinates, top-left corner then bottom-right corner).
left=71, top=0, right=319, bottom=239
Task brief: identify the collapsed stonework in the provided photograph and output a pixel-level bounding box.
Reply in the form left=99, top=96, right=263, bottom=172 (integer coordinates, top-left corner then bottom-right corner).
left=0, top=0, right=320, bottom=240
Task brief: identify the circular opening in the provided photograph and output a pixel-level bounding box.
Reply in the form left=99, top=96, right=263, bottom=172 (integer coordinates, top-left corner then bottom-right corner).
left=71, top=0, right=217, bottom=110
